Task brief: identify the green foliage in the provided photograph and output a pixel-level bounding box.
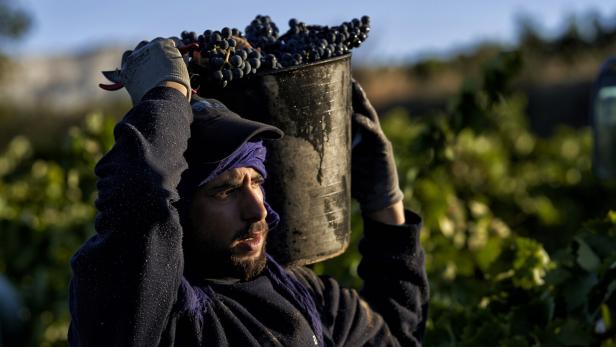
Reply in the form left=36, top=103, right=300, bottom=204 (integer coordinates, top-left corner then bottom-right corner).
left=0, top=113, right=115, bottom=347
left=425, top=213, right=616, bottom=346
left=2, top=49, right=616, bottom=346
left=319, top=50, right=616, bottom=346
left=404, top=51, right=615, bottom=345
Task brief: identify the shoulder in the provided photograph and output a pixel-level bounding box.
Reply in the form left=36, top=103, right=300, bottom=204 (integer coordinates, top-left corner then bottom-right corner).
left=286, top=266, right=362, bottom=311
left=286, top=266, right=339, bottom=307
left=286, top=266, right=326, bottom=296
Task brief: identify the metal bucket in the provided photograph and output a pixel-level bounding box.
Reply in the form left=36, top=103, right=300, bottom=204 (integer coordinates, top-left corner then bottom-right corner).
left=199, top=54, right=352, bottom=266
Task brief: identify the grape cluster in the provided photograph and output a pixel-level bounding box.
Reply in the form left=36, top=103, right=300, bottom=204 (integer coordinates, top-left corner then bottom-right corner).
left=245, top=15, right=279, bottom=50
left=181, top=15, right=370, bottom=90
left=181, top=28, right=264, bottom=88
left=276, top=15, right=370, bottom=67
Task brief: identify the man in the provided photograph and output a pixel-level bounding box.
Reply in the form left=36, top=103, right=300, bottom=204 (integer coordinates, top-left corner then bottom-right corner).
left=69, top=38, right=428, bottom=346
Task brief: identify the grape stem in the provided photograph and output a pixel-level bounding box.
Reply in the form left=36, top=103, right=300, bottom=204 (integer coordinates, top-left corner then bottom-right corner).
left=224, top=49, right=231, bottom=65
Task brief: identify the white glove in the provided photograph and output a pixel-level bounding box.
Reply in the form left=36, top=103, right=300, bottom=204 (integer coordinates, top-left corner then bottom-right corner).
left=102, top=38, right=191, bottom=104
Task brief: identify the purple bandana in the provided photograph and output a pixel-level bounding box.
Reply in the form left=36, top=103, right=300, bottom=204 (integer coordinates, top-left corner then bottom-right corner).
left=197, top=140, right=267, bottom=186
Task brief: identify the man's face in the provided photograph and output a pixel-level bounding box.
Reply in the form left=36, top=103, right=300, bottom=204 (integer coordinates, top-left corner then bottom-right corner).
left=185, top=167, right=269, bottom=281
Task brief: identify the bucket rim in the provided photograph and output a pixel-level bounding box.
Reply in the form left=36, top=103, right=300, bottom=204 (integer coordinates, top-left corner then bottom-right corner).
left=254, top=52, right=352, bottom=77
left=196, top=53, right=352, bottom=96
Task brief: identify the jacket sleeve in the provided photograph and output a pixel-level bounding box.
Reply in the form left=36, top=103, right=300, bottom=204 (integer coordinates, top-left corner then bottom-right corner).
left=291, top=209, right=429, bottom=346
left=68, top=87, right=193, bottom=347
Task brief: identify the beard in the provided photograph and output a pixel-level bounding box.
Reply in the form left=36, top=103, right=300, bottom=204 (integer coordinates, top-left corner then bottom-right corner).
left=227, top=244, right=268, bottom=281
left=221, top=221, right=269, bottom=281
left=185, top=220, right=269, bottom=282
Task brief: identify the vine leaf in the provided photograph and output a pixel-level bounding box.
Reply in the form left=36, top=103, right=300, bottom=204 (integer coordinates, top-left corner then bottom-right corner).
left=575, top=238, right=600, bottom=272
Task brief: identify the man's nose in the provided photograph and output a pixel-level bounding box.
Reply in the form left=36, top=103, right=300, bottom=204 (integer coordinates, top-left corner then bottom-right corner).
left=240, top=182, right=267, bottom=223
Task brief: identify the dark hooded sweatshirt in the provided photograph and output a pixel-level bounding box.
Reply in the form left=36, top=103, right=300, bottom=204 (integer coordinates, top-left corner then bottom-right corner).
left=68, top=87, right=429, bottom=347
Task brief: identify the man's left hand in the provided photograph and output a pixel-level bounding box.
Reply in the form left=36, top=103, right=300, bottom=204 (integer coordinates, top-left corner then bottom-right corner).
left=350, top=79, right=404, bottom=223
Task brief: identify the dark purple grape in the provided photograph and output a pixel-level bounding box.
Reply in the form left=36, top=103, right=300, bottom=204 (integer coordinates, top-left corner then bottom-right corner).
left=230, top=55, right=243, bottom=67
left=249, top=50, right=261, bottom=60
left=238, top=49, right=248, bottom=60
left=211, top=57, right=225, bottom=69
left=212, top=70, right=224, bottom=81
left=232, top=67, right=244, bottom=79
left=243, top=61, right=252, bottom=75
left=221, top=27, right=232, bottom=39
left=293, top=53, right=302, bottom=64
left=249, top=57, right=260, bottom=69
left=263, top=54, right=277, bottom=68
left=222, top=69, right=233, bottom=81
left=322, top=48, right=331, bottom=59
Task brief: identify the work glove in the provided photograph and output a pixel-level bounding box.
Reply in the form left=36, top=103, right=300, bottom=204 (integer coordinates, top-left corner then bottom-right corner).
left=351, top=79, right=404, bottom=213
left=102, top=37, right=191, bottom=105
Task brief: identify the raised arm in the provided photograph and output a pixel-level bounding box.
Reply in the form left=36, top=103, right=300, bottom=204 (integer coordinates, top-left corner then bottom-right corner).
left=350, top=79, right=429, bottom=345
left=68, top=39, right=193, bottom=346
left=357, top=210, right=428, bottom=346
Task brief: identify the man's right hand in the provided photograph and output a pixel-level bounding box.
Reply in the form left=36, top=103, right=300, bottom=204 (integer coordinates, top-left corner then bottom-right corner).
left=102, top=38, right=191, bottom=105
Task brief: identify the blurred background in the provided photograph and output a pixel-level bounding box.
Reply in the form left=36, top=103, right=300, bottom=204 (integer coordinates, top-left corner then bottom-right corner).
left=1, top=0, right=616, bottom=346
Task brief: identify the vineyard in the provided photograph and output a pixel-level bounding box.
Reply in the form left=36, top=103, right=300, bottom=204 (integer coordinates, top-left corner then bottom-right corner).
left=318, top=52, right=616, bottom=346
left=2, top=12, right=616, bottom=346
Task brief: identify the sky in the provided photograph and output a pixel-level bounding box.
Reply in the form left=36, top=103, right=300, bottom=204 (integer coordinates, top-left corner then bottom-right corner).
left=9, top=0, right=616, bottom=64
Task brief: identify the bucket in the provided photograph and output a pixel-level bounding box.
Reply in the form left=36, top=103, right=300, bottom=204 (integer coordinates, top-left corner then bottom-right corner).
left=198, top=54, right=352, bottom=266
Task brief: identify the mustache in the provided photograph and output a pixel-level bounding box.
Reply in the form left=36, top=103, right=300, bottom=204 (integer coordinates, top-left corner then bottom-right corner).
left=233, top=221, right=268, bottom=241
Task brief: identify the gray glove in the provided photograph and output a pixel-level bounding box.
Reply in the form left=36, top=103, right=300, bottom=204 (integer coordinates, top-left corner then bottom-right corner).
left=102, top=37, right=191, bottom=105
left=351, top=79, right=404, bottom=213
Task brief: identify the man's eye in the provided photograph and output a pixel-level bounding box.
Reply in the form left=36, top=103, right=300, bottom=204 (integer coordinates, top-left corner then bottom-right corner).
left=213, top=188, right=238, bottom=200
left=251, top=178, right=264, bottom=188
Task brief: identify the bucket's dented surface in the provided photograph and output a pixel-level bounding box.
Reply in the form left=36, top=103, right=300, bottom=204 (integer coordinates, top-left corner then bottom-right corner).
left=199, top=54, right=352, bottom=266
